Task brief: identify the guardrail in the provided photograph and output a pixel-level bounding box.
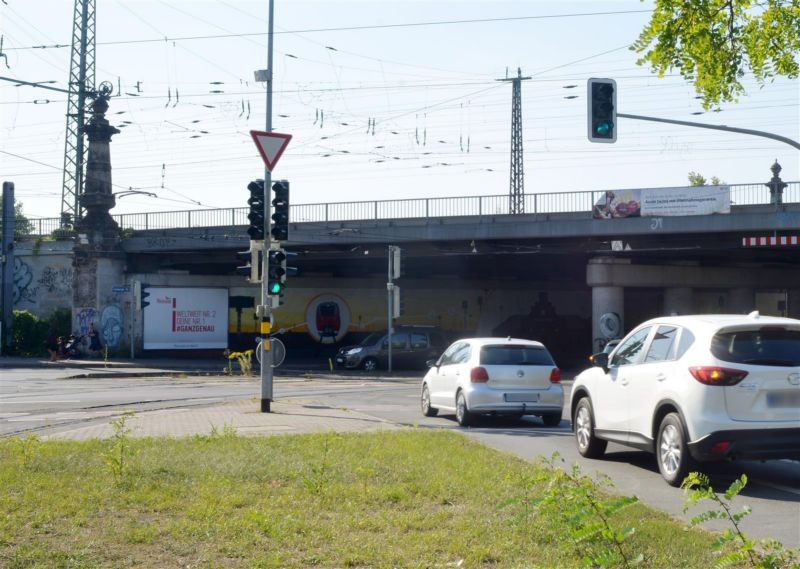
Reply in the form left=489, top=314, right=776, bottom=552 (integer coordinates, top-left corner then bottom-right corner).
left=18, top=182, right=800, bottom=236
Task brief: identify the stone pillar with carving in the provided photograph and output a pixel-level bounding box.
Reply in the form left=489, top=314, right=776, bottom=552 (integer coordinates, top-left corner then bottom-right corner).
left=766, top=159, right=787, bottom=206
left=72, top=84, right=129, bottom=354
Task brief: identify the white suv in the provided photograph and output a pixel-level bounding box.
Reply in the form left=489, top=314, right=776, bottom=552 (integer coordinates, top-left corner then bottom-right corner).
left=570, top=312, right=800, bottom=486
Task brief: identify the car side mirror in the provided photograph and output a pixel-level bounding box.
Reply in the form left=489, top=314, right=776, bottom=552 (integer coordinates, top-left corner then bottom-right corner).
left=426, top=359, right=439, bottom=368
left=591, top=352, right=609, bottom=370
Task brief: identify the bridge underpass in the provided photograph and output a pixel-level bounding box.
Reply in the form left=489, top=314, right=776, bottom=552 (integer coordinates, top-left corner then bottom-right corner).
left=15, top=183, right=799, bottom=367
left=120, top=212, right=800, bottom=368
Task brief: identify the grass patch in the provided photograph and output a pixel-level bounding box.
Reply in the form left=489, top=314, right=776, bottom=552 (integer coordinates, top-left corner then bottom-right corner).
left=1, top=430, right=727, bottom=568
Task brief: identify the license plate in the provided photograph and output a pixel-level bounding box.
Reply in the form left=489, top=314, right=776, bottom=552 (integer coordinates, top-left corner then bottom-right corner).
left=335, top=358, right=344, bottom=364
left=504, top=392, right=539, bottom=403
left=766, top=391, right=800, bottom=408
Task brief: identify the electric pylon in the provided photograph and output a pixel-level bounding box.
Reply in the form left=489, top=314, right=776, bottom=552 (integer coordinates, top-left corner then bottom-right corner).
left=497, top=68, right=530, bottom=214
left=61, top=0, right=96, bottom=226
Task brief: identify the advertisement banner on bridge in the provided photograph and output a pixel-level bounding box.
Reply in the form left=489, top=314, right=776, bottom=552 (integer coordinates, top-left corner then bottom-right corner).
left=143, top=287, right=228, bottom=349
left=593, top=185, right=730, bottom=219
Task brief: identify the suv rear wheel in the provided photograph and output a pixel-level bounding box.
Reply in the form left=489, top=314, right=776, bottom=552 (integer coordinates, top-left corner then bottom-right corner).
left=574, top=398, right=607, bottom=458
left=656, top=413, right=694, bottom=487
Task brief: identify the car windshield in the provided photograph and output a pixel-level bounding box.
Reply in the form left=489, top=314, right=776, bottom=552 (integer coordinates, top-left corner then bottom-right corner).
left=359, top=332, right=385, bottom=346
left=480, top=345, right=554, bottom=366
left=711, top=327, right=800, bottom=366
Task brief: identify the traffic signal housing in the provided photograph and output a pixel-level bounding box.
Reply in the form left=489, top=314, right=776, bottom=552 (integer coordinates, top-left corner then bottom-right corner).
left=236, top=241, right=262, bottom=283
left=134, top=281, right=151, bottom=310
left=271, top=180, right=289, bottom=242
left=247, top=180, right=265, bottom=240
left=587, top=78, right=616, bottom=143
left=267, top=248, right=287, bottom=306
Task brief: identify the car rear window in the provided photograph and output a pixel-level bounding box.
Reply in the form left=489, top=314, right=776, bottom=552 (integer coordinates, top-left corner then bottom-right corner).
left=480, top=345, right=554, bottom=366
left=711, top=327, right=800, bottom=366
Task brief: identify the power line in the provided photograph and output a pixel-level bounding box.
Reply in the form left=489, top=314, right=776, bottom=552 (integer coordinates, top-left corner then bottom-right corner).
left=5, top=9, right=654, bottom=50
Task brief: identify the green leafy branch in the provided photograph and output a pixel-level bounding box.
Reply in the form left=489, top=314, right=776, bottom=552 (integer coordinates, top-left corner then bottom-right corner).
left=682, top=472, right=800, bottom=568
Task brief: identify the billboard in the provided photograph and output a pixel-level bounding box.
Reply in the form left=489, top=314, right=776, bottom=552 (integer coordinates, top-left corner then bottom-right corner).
left=593, top=185, right=730, bottom=219
left=143, top=287, right=228, bottom=349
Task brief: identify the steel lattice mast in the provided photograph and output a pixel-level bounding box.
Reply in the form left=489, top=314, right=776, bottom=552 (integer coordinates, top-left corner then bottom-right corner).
left=497, top=68, right=530, bottom=214
left=60, top=0, right=96, bottom=226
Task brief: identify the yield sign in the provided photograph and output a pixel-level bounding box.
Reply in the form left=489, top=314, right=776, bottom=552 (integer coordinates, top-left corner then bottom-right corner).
left=250, top=130, right=292, bottom=171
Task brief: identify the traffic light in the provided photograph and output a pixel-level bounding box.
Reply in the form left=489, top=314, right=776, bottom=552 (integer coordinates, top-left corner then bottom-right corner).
left=271, top=180, right=289, bottom=242
left=236, top=241, right=262, bottom=283
left=247, top=180, right=265, bottom=240
left=267, top=248, right=287, bottom=305
left=587, top=78, right=616, bottom=143
left=134, top=281, right=151, bottom=310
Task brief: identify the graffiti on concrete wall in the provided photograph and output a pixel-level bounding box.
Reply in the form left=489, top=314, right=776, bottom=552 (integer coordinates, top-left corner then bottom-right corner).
left=75, top=307, right=97, bottom=337
left=13, top=257, right=38, bottom=305
left=37, top=266, right=73, bottom=295
left=100, top=305, right=124, bottom=348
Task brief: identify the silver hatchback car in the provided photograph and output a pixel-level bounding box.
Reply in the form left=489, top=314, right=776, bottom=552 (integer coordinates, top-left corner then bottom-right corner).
left=420, top=337, right=564, bottom=426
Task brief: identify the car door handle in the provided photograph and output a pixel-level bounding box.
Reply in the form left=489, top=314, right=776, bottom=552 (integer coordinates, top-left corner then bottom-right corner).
left=620, top=377, right=629, bottom=386
left=656, top=374, right=667, bottom=382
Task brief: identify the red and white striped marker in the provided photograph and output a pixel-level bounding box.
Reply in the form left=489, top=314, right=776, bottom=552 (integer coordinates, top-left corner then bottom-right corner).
left=742, top=236, right=800, bottom=247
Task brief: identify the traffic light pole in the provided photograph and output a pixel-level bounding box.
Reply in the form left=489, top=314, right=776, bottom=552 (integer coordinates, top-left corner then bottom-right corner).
left=617, top=113, right=800, bottom=151
left=260, top=0, right=275, bottom=413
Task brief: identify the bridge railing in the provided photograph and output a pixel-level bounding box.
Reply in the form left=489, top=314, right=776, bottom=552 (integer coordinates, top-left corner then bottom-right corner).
left=20, top=181, right=799, bottom=236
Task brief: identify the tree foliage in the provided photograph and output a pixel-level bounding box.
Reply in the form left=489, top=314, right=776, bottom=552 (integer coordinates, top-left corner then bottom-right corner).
left=688, top=171, right=724, bottom=185
left=633, top=0, right=800, bottom=109
left=0, top=196, right=32, bottom=239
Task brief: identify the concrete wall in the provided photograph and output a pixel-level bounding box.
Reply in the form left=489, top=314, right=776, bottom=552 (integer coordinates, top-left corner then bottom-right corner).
left=11, top=239, right=74, bottom=318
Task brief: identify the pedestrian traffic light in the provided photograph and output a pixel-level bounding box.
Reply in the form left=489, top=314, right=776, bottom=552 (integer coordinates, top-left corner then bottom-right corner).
left=247, top=180, right=265, bottom=240
left=236, top=241, right=262, bottom=283
left=271, top=180, right=289, bottom=242
left=587, top=78, right=616, bottom=143
left=267, top=248, right=287, bottom=306
left=134, top=281, right=151, bottom=310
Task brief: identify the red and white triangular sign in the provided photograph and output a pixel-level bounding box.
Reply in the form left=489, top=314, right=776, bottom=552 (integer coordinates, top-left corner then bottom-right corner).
left=250, top=130, right=292, bottom=171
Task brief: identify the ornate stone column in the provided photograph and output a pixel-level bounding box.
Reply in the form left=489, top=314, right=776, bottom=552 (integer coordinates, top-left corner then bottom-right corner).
left=72, top=84, right=128, bottom=353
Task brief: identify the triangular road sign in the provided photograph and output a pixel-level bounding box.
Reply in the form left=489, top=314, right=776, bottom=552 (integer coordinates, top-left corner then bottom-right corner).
left=250, top=130, right=292, bottom=171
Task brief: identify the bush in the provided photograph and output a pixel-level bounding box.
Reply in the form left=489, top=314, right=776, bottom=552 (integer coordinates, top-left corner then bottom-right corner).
left=10, top=310, right=49, bottom=356
left=7, top=308, right=70, bottom=356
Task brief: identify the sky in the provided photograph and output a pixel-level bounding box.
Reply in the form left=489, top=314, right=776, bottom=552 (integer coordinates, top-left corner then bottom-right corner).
left=2, top=0, right=799, bottom=221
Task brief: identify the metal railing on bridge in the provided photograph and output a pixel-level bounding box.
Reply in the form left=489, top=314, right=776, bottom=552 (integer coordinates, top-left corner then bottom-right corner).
left=21, top=182, right=799, bottom=236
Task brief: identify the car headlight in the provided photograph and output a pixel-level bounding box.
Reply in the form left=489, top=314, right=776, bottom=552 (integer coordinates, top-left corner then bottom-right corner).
left=346, top=347, right=363, bottom=355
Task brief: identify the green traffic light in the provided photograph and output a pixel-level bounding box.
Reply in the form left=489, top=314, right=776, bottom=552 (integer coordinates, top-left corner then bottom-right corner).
left=268, top=282, right=283, bottom=295
left=595, top=121, right=613, bottom=136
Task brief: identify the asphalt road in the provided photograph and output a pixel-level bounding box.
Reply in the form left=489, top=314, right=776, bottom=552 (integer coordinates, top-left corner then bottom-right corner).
left=2, top=370, right=798, bottom=548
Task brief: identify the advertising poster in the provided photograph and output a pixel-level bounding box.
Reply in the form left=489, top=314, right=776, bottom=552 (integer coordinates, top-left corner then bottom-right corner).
left=593, top=185, right=730, bottom=218
left=144, top=287, right=228, bottom=349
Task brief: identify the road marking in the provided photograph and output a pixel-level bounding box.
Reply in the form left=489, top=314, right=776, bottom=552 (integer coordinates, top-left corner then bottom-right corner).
left=0, top=400, right=81, bottom=404
left=755, top=479, right=800, bottom=496
left=0, top=413, right=30, bottom=418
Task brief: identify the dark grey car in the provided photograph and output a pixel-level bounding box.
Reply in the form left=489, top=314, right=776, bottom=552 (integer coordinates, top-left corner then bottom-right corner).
left=335, top=326, right=447, bottom=371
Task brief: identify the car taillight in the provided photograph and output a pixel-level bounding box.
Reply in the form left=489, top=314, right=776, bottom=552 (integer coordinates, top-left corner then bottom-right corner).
left=470, top=367, right=489, bottom=383
left=689, top=366, right=748, bottom=386
left=549, top=368, right=561, bottom=383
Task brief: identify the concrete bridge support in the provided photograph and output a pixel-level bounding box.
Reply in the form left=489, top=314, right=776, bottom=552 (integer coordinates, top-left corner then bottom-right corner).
left=729, top=287, right=756, bottom=314
left=663, top=287, right=693, bottom=315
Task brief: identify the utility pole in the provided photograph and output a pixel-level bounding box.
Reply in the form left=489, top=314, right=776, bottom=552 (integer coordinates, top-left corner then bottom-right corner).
left=61, top=0, right=96, bottom=226
left=497, top=68, right=530, bottom=214
left=259, top=0, right=276, bottom=413
left=1, top=182, right=16, bottom=354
